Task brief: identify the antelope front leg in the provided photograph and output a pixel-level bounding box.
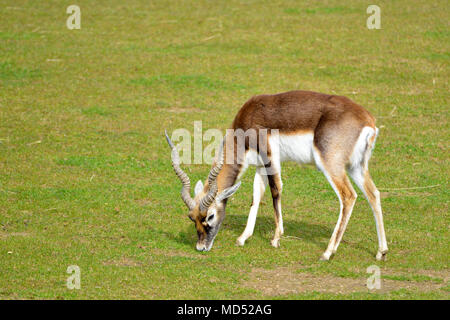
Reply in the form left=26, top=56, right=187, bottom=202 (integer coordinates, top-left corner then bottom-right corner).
left=237, top=169, right=267, bottom=246
left=268, top=173, right=283, bottom=248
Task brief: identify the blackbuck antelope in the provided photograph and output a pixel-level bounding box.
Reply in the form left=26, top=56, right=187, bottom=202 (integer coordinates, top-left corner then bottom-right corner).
left=165, top=90, right=388, bottom=261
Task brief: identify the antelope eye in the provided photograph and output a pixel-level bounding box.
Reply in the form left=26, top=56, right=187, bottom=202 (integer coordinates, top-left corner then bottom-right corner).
left=207, top=214, right=215, bottom=221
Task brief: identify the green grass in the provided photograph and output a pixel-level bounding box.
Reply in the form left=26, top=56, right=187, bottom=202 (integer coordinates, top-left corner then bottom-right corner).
left=0, top=0, right=448, bottom=299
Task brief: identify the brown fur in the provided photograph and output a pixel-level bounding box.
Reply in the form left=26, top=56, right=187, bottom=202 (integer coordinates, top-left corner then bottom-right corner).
left=232, top=91, right=375, bottom=133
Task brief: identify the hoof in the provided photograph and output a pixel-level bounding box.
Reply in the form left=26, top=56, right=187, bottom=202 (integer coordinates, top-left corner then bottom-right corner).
left=271, top=238, right=280, bottom=248
left=320, top=252, right=331, bottom=261
left=236, top=238, right=246, bottom=247
left=376, top=251, right=387, bottom=261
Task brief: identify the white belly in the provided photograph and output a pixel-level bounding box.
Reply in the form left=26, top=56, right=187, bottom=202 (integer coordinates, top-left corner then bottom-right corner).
left=269, top=133, right=314, bottom=164
left=237, top=132, right=315, bottom=180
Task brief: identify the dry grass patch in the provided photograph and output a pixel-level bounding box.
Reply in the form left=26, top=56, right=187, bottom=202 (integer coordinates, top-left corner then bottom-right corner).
left=102, top=256, right=144, bottom=267
left=159, top=106, right=204, bottom=113
left=150, top=248, right=208, bottom=259
left=0, top=232, right=30, bottom=239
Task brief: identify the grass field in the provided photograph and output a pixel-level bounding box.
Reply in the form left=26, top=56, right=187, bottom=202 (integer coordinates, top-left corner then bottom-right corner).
left=0, top=0, right=448, bottom=299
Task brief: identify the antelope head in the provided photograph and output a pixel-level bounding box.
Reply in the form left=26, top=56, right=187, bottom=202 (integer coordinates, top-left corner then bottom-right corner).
left=165, top=131, right=241, bottom=251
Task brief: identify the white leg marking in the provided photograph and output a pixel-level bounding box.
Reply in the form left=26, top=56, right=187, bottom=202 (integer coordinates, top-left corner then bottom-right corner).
left=237, top=168, right=267, bottom=246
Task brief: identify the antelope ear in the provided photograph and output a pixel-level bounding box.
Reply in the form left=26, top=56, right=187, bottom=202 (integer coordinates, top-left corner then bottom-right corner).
left=194, top=180, right=204, bottom=196
left=216, top=181, right=241, bottom=203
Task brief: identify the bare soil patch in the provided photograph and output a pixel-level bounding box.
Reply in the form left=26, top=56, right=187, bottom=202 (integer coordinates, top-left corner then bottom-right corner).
left=243, top=267, right=448, bottom=296
left=385, top=268, right=450, bottom=282
left=416, top=270, right=450, bottom=282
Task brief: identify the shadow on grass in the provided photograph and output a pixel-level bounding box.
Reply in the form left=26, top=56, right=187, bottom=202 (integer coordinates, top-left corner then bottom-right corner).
left=224, top=214, right=332, bottom=247
left=151, top=214, right=374, bottom=257
left=148, top=226, right=197, bottom=248
left=224, top=215, right=376, bottom=257
left=148, top=214, right=333, bottom=250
